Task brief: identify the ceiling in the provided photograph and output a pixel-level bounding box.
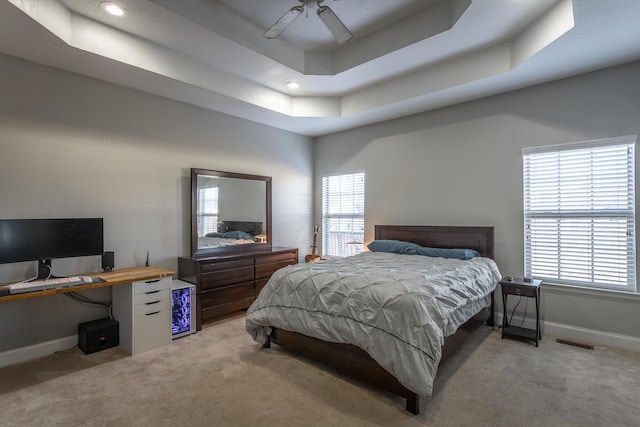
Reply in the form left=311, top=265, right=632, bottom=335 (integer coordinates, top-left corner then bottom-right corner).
left=2, top=0, right=640, bottom=137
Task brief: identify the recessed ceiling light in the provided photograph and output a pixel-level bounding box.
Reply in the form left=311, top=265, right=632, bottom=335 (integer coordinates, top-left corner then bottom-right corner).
left=286, top=81, right=300, bottom=90
left=100, top=2, right=126, bottom=17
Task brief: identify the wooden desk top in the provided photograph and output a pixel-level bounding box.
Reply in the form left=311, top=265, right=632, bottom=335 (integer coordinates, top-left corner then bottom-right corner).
left=0, top=266, right=174, bottom=303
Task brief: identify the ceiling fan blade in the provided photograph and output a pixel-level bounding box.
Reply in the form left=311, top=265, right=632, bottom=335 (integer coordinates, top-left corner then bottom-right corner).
left=264, top=6, right=304, bottom=39
left=317, top=5, right=353, bottom=44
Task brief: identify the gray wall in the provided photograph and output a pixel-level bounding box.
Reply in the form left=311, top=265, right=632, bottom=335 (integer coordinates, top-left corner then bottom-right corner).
left=314, top=61, right=640, bottom=341
left=2, top=50, right=639, bottom=354
left=0, top=54, right=313, bottom=352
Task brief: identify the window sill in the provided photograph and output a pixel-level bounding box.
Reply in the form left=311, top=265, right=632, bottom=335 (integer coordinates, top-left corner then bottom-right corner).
left=541, top=281, right=640, bottom=301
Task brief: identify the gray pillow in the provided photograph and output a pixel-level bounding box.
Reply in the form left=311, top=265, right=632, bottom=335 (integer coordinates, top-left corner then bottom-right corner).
left=367, top=239, right=480, bottom=260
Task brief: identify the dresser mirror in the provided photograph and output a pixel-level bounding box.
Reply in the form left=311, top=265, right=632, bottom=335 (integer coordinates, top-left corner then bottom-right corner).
left=191, top=168, right=272, bottom=258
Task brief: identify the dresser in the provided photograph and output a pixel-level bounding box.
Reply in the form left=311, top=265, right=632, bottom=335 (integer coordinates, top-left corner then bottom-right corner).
left=178, top=247, right=298, bottom=330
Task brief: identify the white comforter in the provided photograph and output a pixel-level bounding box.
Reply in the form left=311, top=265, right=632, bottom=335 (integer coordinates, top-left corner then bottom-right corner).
left=245, top=251, right=501, bottom=397
left=198, top=236, right=255, bottom=248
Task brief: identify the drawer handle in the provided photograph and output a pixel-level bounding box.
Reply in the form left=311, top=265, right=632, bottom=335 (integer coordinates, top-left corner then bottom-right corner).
left=516, top=289, right=521, bottom=295
left=145, top=290, right=161, bottom=295
left=145, top=279, right=161, bottom=284
left=145, top=300, right=160, bottom=305
left=145, top=311, right=160, bottom=316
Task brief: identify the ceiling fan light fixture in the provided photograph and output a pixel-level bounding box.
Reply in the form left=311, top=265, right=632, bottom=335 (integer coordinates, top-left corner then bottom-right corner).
left=317, top=6, right=353, bottom=44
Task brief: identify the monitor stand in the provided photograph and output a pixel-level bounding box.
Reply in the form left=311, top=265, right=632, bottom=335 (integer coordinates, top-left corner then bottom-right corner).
left=35, top=259, right=59, bottom=280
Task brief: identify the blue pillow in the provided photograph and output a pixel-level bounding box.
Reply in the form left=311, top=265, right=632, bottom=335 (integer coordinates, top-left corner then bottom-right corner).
left=367, top=239, right=480, bottom=260
left=416, top=246, right=480, bottom=260
left=367, top=240, right=421, bottom=255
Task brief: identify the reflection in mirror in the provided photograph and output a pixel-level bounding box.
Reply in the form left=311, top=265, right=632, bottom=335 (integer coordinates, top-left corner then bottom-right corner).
left=191, top=169, right=272, bottom=258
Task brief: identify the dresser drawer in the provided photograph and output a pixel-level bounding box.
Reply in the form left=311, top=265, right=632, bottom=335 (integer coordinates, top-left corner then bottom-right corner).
left=202, top=266, right=254, bottom=290
left=256, top=278, right=269, bottom=295
left=201, top=258, right=253, bottom=273
left=256, top=252, right=297, bottom=265
left=202, top=298, right=254, bottom=321
left=202, top=282, right=254, bottom=307
left=201, top=283, right=254, bottom=321
left=255, top=253, right=297, bottom=279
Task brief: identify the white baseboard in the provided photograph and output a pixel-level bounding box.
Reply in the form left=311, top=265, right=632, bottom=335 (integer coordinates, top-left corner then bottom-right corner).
left=496, top=311, right=640, bottom=353
left=3, top=315, right=639, bottom=368
left=543, top=322, right=640, bottom=353
left=0, top=335, right=77, bottom=368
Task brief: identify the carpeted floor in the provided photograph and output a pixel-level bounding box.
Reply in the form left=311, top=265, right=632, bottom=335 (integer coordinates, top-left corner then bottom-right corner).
left=2, top=313, right=639, bottom=426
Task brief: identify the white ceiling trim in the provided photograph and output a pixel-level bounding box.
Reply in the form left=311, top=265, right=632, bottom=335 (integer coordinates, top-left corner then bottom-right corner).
left=511, top=0, right=574, bottom=68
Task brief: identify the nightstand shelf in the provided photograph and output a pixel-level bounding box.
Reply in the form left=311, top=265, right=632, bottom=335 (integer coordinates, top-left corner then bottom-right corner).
left=500, top=277, right=542, bottom=347
left=503, top=325, right=537, bottom=341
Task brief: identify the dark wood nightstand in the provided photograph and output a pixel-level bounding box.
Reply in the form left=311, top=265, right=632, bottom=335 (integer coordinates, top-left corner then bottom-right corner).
left=500, top=277, right=542, bottom=347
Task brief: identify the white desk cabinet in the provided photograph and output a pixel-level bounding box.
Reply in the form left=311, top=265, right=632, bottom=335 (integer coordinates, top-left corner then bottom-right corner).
left=112, top=276, right=172, bottom=355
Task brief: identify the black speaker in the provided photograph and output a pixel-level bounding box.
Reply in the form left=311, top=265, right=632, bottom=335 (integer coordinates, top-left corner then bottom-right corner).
left=78, top=318, right=119, bottom=355
left=102, top=251, right=114, bottom=272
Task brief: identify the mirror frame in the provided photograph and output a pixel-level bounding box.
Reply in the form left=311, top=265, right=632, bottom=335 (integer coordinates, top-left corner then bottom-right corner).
left=191, top=168, right=272, bottom=258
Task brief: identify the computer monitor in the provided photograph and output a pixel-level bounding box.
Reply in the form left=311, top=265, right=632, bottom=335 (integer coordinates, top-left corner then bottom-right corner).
left=0, top=218, right=104, bottom=279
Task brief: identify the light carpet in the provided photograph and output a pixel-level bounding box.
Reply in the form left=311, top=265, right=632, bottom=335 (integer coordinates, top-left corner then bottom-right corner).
left=1, top=313, right=639, bottom=426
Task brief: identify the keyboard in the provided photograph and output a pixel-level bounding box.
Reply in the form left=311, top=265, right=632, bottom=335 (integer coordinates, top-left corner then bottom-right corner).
left=7, top=277, right=85, bottom=294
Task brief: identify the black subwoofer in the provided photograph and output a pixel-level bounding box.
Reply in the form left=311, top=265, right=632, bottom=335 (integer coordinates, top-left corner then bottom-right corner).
left=78, top=318, right=119, bottom=354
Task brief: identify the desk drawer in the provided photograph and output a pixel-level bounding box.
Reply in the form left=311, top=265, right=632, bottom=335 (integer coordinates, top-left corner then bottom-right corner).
left=133, top=277, right=171, bottom=294
left=135, top=296, right=171, bottom=316
left=134, top=288, right=171, bottom=305
left=133, top=309, right=171, bottom=354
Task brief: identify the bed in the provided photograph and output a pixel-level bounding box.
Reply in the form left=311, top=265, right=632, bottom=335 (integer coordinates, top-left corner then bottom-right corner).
left=245, top=225, right=500, bottom=414
left=197, top=220, right=264, bottom=249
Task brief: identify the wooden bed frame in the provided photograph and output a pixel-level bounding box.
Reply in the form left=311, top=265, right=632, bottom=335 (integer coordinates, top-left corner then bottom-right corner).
left=262, top=225, right=496, bottom=415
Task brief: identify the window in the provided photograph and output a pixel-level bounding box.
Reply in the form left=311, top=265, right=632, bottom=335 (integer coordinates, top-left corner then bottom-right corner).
left=197, top=186, right=219, bottom=236
left=322, top=172, right=365, bottom=257
left=523, top=136, right=636, bottom=292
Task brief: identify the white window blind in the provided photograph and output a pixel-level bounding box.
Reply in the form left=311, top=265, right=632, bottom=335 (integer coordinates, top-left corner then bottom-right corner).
left=197, top=186, right=219, bottom=236
left=322, top=172, right=365, bottom=257
left=523, top=137, right=636, bottom=292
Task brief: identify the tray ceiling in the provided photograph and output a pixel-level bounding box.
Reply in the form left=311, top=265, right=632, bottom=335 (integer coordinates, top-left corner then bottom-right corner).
left=2, top=0, right=640, bottom=136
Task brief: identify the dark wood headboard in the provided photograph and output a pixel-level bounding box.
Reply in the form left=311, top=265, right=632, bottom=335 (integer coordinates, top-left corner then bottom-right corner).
left=374, top=225, right=494, bottom=259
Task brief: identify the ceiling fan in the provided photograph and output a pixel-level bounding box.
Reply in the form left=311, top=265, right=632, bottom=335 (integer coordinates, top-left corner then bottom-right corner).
left=264, top=0, right=353, bottom=44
